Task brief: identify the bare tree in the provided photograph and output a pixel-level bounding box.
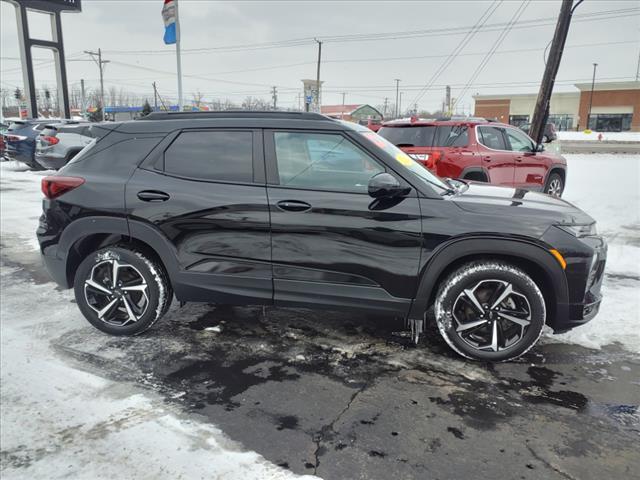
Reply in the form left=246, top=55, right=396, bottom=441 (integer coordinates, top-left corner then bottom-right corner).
left=192, top=90, right=204, bottom=109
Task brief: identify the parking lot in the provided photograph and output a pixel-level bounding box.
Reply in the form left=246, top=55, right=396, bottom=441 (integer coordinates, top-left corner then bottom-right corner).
left=1, top=153, right=638, bottom=479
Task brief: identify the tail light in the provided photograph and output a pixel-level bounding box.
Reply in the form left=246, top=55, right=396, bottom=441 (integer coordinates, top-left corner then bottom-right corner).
left=41, top=176, right=85, bottom=199
left=6, top=134, right=27, bottom=142
left=41, top=135, right=59, bottom=145
left=425, top=151, right=443, bottom=169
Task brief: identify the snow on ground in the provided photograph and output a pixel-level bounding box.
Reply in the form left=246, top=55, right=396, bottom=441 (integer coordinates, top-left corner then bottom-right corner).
left=558, top=131, right=640, bottom=142
left=0, top=161, right=315, bottom=478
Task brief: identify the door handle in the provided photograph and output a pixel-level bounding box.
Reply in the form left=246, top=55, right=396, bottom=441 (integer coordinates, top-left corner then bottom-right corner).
left=137, top=190, right=170, bottom=202
left=516, top=157, right=524, bottom=163
left=276, top=200, right=312, bottom=212
left=482, top=156, right=492, bottom=162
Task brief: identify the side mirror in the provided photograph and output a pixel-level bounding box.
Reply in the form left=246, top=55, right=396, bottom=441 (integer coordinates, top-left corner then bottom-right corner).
left=368, top=172, right=410, bottom=198
left=535, top=143, right=545, bottom=152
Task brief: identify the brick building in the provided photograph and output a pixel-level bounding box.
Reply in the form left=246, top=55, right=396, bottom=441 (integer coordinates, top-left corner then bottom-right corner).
left=473, top=81, right=640, bottom=132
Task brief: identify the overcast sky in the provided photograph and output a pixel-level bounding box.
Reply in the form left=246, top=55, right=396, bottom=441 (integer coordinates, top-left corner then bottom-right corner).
left=1, top=0, right=639, bottom=113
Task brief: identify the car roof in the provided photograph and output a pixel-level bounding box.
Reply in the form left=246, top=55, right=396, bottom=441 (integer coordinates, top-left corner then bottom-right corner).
left=381, top=117, right=512, bottom=128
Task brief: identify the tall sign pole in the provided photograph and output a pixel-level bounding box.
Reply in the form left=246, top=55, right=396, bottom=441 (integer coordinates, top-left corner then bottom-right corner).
left=5, top=0, right=82, bottom=119
left=529, top=0, right=581, bottom=145
left=174, top=0, right=183, bottom=111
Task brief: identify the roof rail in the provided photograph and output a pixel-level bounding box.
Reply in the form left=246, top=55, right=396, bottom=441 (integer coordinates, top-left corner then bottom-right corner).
left=138, top=110, right=333, bottom=121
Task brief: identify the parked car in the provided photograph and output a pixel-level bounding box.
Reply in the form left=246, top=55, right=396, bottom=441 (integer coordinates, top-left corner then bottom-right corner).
left=519, top=122, right=557, bottom=143
left=378, top=118, right=567, bottom=197
left=35, top=122, right=92, bottom=170
left=4, top=119, right=81, bottom=170
left=4, top=119, right=52, bottom=169
left=0, top=122, right=8, bottom=160
left=37, top=111, right=606, bottom=362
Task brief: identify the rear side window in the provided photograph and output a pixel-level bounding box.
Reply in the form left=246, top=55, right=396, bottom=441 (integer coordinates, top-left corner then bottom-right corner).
left=378, top=126, right=436, bottom=147
left=41, top=127, right=59, bottom=136
left=434, top=125, right=468, bottom=147
left=478, top=126, right=507, bottom=150
left=164, top=130, right=253, bottom=182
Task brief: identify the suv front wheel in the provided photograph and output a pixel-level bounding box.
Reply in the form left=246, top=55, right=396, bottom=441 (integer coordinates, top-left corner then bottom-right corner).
left=434, top=261, right=545, bottom=361
left=74, top=246, right=173, bottom=335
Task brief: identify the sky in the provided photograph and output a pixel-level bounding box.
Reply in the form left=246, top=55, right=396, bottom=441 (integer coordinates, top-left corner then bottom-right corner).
left=1, top=0, right=639, bottom=113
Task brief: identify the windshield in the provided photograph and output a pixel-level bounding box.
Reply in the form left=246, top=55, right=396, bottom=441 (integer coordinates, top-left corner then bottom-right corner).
left=356, top=129, right=451, bottom=193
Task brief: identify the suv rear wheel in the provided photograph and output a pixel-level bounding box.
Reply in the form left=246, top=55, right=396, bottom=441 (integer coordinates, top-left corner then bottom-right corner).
left=74, top=246, right=172, bottom=335
left=434, top=261, right=545, bottom=362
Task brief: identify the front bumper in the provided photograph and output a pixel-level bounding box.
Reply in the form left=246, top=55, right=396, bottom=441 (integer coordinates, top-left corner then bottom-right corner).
left=550, top=233, right=607, bottom=333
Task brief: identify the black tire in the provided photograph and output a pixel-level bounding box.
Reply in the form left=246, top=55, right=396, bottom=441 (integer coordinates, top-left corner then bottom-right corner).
left=73, top=245, right=172, bottom=335
left=434, top=261, right=545, bottom=362
left=544, top=172, right=564, bottom=197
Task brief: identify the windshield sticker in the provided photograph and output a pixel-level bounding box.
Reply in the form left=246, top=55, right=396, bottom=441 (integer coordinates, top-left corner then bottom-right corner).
left=395, top=152, right=414, bottom=166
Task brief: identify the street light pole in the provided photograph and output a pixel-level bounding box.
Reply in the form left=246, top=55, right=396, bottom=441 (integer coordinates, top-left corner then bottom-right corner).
left=587, top=62, right=598, bottom=130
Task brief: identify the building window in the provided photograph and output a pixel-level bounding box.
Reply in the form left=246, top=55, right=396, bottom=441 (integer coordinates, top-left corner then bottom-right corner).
left=587, top=114, right=633, bottom=132
left=509, top=115, right=529, bottom=127
left=547, top=114, right=573, bottom=131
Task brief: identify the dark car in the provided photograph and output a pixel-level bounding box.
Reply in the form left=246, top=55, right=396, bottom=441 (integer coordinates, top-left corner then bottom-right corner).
left=4, top=119, right=52, bottom=169
left=378, top=118, right=567, bottom=197
left=519, top=122, right=557, bottom=143
left=5, top=119, right=83, bottom=169
left=37, top=111, right=606, bottom=362
left=0, top=122, right=8, bottom=159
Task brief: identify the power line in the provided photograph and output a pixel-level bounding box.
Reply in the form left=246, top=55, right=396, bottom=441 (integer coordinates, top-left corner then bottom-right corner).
left=452, top=0, right=531, bottom=111
left=100, top=7, right=639, bottom=56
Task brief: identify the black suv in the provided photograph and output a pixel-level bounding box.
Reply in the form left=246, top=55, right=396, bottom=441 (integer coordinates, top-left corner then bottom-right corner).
left=37, top=112, right=606, bottom=361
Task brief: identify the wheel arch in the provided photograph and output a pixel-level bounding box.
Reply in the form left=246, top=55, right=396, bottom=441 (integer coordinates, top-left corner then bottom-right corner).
left=544, top=164, right=566, bottom=188
left=459, top=166, right=489, bottom=182
left=409, top=236, right=569, bottom=327
left=59, top=217, right=180, bottom=289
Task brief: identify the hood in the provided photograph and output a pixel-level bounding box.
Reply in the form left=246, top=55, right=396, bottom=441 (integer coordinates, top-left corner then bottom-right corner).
left=452, top=182, right=594, bottom=225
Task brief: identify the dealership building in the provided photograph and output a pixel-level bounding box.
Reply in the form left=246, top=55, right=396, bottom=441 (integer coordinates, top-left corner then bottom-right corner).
left=473, top=81, right=640, bottom=132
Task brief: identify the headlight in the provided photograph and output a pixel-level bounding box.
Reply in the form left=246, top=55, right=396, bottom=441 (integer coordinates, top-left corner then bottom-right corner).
left=557, top=223, right=597, bottom=237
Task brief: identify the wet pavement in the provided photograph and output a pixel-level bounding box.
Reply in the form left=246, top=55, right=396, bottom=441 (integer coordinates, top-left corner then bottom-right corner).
left=45, top=273, right=640, bottom=479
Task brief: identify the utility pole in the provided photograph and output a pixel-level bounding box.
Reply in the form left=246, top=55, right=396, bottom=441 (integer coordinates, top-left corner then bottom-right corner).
left=271, top=86, right=278, bottom=110
left=315, top=39, right=322, bottom=112
left=383, top=97, right=389, bottom=117
left=394, top=79, right=400, bottom=118
left=341, top=92, right=346, bottom=119
left=445, top=85, right=451, bottom=116
left=399, top=92, right=403, bottom=117
left=636, top=48, right=640, bottom=81
left=297, top=92, right=301, bottom=111
left=529, top=0, right=580, bottom=144
left=587, top=63, right=598, bottom=130
left=84, top=48, right=109, bottom=121
left=153, top=82, right=158, bottom=111
left=80, top=79, right=86, bottom=119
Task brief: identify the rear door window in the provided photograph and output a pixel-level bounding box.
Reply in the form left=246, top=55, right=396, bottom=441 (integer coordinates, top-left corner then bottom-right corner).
left=434, top=125, right=469, bottom=147
left=478, top=126, right=507, bottom=150
left=378, top=126, right=436, bottom=147
left=164, top=130, right=254, bottom=183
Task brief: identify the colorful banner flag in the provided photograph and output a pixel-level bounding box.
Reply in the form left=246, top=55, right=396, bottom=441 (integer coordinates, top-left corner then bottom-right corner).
left=162, top=0, right=177, bottom=45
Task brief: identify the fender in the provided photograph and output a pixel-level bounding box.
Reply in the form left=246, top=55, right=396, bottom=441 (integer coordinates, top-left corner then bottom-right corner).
left=408, top=235, right=570, bottom=325
left=543, top=164, right=567, bottom=187
left=56, top=215, right=182, bottom=286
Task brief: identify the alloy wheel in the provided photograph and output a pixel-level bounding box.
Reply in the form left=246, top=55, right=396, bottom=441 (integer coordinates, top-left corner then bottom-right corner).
left=451, top=279, right=532, bottom=352
left=547, top=178, right=562, bottom=197
left=84, top=259, right=149, bottom=326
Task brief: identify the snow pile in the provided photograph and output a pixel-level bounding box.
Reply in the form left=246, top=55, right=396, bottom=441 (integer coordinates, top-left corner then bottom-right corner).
left=547, top=154, right=640, bottom=352
left=558, top=131, right=640, bottom=142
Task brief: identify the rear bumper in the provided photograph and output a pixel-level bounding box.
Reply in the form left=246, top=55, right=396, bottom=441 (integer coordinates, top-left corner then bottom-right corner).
left=41, top=244, right=69, bottom=288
